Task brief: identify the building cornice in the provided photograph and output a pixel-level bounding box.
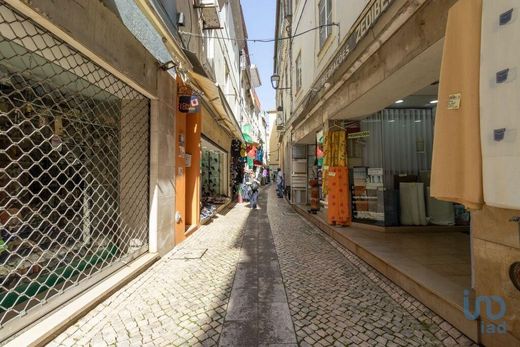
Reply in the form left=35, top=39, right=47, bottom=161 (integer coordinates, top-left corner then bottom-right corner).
left=134, top=0, right=193, bottom=73
left=288, top=0, right=428, bottom=130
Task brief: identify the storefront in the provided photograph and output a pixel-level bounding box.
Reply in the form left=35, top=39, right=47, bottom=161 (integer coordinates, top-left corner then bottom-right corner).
left=314, top=90, right=471, bottom=229
left=0, top=3, right=149, bottom=333
left=200, top=137, right=230, bottom=222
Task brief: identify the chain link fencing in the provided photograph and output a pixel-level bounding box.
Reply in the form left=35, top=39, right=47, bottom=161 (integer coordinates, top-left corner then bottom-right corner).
left=0, top=1, right=150, bottom=338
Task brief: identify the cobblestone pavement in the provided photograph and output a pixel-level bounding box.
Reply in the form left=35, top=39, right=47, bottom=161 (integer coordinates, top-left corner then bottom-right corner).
left=49, top=202, right=250, bottom=347
left=49, top=186, right=476, bottom=346
left=266, top=189, right=476, bottom=347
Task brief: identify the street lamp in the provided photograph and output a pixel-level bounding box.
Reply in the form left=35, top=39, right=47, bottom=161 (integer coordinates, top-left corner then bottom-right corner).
left=270, top=74, right=280, bottom=89
left=270, top=74, right=291, bottom=90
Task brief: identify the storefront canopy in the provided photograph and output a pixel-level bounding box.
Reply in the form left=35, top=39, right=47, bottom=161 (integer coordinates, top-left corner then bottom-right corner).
left=187, top=70, right=244, bottom=142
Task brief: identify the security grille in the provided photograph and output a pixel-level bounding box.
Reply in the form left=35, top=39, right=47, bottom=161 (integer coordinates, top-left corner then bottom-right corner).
left=0, top=2, right=149, bottom=336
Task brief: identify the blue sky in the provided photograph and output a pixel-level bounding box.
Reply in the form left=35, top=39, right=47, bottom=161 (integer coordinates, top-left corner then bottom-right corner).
left=241, top=0, right=276, bottom=112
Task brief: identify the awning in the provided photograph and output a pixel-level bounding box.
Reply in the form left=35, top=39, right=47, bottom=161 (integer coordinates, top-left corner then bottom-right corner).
left=188, top=71, right=244, bottom=142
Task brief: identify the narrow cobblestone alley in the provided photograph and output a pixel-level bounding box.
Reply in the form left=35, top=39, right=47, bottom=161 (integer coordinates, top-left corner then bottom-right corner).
left=50, top=187, right=476, bottom=347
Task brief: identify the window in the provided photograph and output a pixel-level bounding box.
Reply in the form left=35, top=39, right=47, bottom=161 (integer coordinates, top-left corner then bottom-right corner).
left=295, top=52, right=302, bottom=92
left=318, top=0, right=332, bottom=49
left=286, top=66, right=289, bottom=91
left=225, top=64, right=231, bottom=95
left=284, top=0, right=292, bottom=17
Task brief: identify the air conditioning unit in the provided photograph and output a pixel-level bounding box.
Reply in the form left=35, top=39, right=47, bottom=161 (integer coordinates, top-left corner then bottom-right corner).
left=195, top=0, right=218, bottom=7
left=249, top=65, right=261, bottom=88
left=194, top=0, right=221, bottom=29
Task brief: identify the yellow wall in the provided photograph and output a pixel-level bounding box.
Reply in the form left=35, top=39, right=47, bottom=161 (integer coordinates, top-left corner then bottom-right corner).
left=174, top=109, right=187, bottom=243
left=268, top=125, right=280, bottom=167
left=186, top=112, right=201, bottom=227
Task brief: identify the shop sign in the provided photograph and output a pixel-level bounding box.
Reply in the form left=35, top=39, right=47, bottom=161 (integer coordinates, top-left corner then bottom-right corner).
left=348, top=131, right=370, bottom=139
left=178, top=95, right=200, bottom=113
left=315, top=0, right=395, bottom=92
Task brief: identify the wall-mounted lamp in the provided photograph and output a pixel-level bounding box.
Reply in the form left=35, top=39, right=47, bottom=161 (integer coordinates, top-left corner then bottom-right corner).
left=160, top=61, right=177, bottom=71
left=270, top=74, right=291, bottom=90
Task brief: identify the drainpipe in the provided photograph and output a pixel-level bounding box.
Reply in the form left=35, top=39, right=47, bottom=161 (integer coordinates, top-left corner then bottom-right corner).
left=286, top=0, right=294, bottom=194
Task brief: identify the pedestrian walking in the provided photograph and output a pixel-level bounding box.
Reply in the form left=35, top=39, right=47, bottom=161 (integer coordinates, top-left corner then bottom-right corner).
left=262, top=167, right=268, bottom=185
left=247, top=171, right=261, bottom=208
left=276, top=168, right=284, bottom=198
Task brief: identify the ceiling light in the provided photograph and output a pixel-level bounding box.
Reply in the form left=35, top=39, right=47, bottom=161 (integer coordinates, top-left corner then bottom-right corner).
left=415, top=120, right=422, bottom=123
left=430, top=100, right=438, bottom=104
left=395, top=99, right=404, bottom=104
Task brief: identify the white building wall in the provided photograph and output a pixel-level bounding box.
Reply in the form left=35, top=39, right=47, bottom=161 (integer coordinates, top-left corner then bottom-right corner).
left=285, top=0, right=369, bottom=122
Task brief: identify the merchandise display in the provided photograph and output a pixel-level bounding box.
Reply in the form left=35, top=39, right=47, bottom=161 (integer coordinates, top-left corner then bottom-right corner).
left=351, top=167, right=384, bottom=223
left=200, top=196, right=230, bottom=223
left=230, top=140, right=244, bottom=198
left=326, top=167, right=351, bottom=226
left=431, top=0, right=483, bottom=210
left=399, top=182, right=427, bottom=226
left=201, top=148, right=222, bottom=197
left=322, top=130, right=347, bottom=195
left=480, top=0, right=520, bottom=209
left=200, top=142, right=230, bottom=222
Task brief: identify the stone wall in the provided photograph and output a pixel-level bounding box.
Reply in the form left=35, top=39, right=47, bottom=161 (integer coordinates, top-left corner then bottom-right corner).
left=472, top=206, right=520, bottom=346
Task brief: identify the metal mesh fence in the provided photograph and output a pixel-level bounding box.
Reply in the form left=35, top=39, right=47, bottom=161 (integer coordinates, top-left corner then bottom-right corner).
left=0, top=1, right=149, bottom=334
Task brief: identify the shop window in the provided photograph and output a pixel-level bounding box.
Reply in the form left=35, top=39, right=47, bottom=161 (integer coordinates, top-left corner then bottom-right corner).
left=318, top=0, right=332, bottom=49
left=200, top=140, right=229, bottom=222
left=0, top=4, right=149, bottom=336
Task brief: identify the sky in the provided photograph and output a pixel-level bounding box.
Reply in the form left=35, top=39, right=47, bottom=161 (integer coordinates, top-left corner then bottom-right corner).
left=241, top=0, right=277, bottom=112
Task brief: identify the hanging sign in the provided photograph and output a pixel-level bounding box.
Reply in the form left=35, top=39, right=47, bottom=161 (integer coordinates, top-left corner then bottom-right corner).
left=178, top=95, right=200, bottom=113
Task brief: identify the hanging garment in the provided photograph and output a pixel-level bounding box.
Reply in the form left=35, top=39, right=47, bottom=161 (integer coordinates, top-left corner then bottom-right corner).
left=400, top=183, right=427, bottom=226
left=430, top=0, right=483, bottom=210
left=322, top=131, right=347, bottom=195
left=326, top=167, right=352, bottom=226
left=256, top=146, right=264, bottom=162
left=246, top=145, right=257, bottom=159
left=480, top=0, right=520, bottom=209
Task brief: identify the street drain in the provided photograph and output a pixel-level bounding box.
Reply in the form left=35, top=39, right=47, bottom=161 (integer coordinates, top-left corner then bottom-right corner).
left=171, top=248, right=207, bottom=259
left=282, top=211, right=298, bottom=216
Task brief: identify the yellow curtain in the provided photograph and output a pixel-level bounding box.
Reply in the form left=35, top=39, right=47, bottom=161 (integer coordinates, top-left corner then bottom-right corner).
left=430, top=0, right=483, bottom=210
left=322, top=130, right=347, bottom=195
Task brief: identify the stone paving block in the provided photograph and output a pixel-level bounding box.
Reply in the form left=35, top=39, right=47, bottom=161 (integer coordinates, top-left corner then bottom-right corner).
left=225, top=286, right=258, bottom=321
left=258, top=280, right=287, bottom=303
left=257, top=302, right=297, bottom=344
left=219, top=320, right=258, bottom=346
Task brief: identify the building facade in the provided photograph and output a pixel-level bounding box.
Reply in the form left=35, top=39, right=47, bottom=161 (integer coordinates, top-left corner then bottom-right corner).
left=272, top=0, right=520, bottom=345
left=0, top=0, right=264, bottom=342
